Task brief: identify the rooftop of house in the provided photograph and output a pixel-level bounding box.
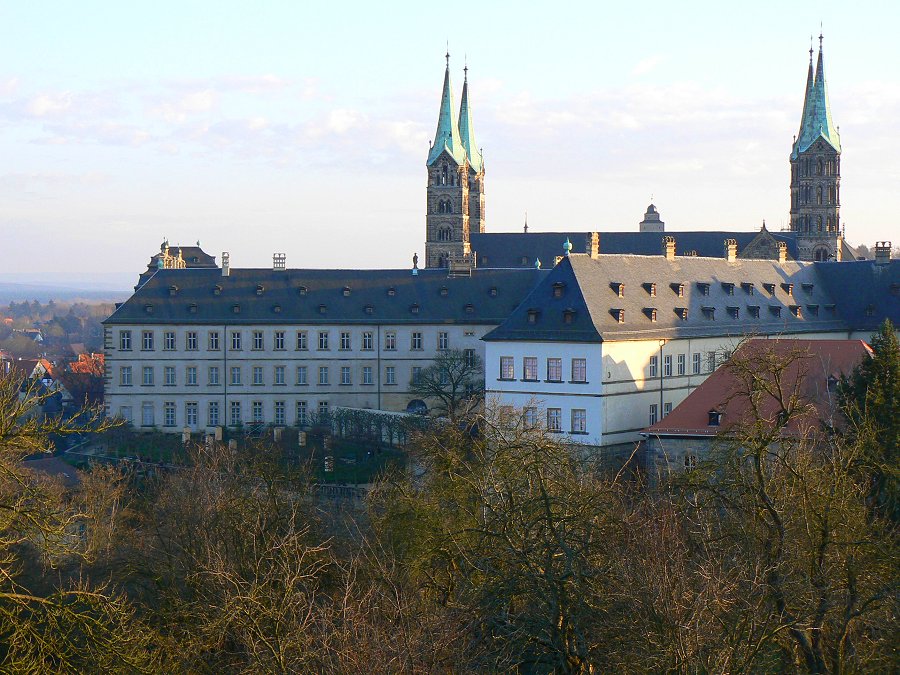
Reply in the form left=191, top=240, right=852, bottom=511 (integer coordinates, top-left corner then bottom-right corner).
left=644, top=338, right=871, bottom=438
left=106, top=266, right=549, bottom=326
left=483, top=253, right=864, bottom=343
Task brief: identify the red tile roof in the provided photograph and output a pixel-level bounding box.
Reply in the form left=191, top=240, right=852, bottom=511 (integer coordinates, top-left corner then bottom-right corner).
left=645, top=339, right=872, bottom=438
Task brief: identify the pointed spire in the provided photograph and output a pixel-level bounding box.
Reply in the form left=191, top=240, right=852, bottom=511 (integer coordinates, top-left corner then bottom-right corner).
left=792, top=33, right=840, bottom=158
left=457, top=60, right=483, bottom=173
left=427, top=51, right=467, bottom=167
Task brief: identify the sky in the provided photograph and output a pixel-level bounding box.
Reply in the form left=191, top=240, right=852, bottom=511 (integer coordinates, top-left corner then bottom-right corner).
left=1, top=0, right=898, bottom=289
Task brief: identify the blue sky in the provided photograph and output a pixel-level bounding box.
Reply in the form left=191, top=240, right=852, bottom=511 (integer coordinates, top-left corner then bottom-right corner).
left=1, top=1, right=898, bottom=287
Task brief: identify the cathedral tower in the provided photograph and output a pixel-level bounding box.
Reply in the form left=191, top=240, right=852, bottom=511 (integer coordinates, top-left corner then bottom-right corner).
left=425, top=54, right=484, bottom=268
left=790, top=34, right=842, bottom=261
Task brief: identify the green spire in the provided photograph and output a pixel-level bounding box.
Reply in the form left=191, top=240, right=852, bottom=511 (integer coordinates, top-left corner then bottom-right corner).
left=457, top=64, right=483, bottom=173
left=427, top=51, right=467, bottom=167
left=792, top=33, right=841, bottom=159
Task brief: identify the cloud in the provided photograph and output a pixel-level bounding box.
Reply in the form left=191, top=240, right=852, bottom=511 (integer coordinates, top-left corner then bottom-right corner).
left=0, top=78, right=18, bottom=97
left=151, top=88, right=217, bottom=123
left=631, top=55, right=665, bottom=77
left=26, top=92, right=72, bottom=117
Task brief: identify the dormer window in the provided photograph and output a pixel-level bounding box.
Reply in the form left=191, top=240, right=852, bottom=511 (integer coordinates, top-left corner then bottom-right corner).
left=727, top=306, right=740, bottom=319
left=318, top=304, right=327, bottom=314
left=675, top=307, right=689, bottom=321
left=298, top=285, right=308, bottom=296
left=865, top=304, right=875, bottom=317
left=439, top=286, right=449, bottom=297
left=552, top=282, right=566, bottom=298
left=748, top=305, right=760, bottom=318
left=643, top=282, right=657, bottom=297
left=644, top=307, right=658, bottom=322
left=527, top=309, right=540, bottom=324
left=273, top=304, right=282, bottom=313
left=610, top=308, right=625, bottom=323
left=701, top=306, right=715, bottom=320
left=213, top=285, right=222, bottom=296
left=781, top=283, right=794, bottom=296
left=610, top=282, right=625, bottom=297
left=188, top=303, right=198, bottom=314
left=410, top=304, right=420, bottom=314
left=742, top=282, right=754, bottom=295
left=256, top=284, right=264, bottom=296
left=698, top=282, right=710, bottom=296
left=770, top=306, right=782, bottom=317
left=790, top=305, right=802, bottom=318
left=520, top=256, right=529, bottom=265
left=342, top=286, right=351, bottom=297
left=807, top=304, right=819, bottom=316
left=465, top=303, right=475, bottom=314
left=232, top=304, right=241, bottom=314
left=722, top=282, right=735, bottom=295
left=563, top=309, right=576, bottom=324
left=489, top=286, right=498, bottom=297
left=763, top=283, right=776, bottom=295
left=802, top=282, right=814, bottom=294
left=671, top=282, right=685, bottom=298
left=825, top=304, right=837, bottom=315
left=708, top=410, right=722, bottom=426
left=144, top=304, right=154, bottom=314
left=364, top=304, right=374, bottom=315
left=168, top=285, right=178, bottom=297
left=387, top=287, right=396, bottom=297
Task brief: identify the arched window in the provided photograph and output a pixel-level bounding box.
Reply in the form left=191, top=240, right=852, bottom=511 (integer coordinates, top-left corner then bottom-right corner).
left=817, top=159, right=824, bottom=175
left=827, top=216, right=833, bottom=231
left=814, top=247, right=829, bottom=261
left=441, top=165, right=448, bottom=185
left=817, top=186, right=823, bottom=205
left=817, top=215, right=823, bottom=231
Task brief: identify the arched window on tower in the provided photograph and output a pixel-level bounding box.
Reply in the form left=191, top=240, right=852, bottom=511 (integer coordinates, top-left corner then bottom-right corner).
left=827, top=216, right=833, bottom=231
left=817, top=159, right=824, bottom=175
left=446, top=201, right=452, bottom=214
left=817, top=186, right=823, bottom=205
left=441, top=165, right=448, bottom=185
left=817, top=215, right=823, bottom=232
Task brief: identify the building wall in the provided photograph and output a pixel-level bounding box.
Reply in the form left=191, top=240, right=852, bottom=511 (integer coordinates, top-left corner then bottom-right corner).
left=105, top=322, right=488, bottom=432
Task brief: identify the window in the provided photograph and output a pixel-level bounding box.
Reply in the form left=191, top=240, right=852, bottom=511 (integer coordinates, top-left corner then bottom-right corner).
left=252, top=401, right=263, bottom=424
left=707, top=351, right=717, bottom=372
left=274, top=401, right=285, bottom=426
left=649, top=355, right=658, bottom=378
left=523, top=407, right=538, bottom=429
left=547, top=358, right=562, bottom=382
left=340, top=332, right=351, bottom=350
left=500, top=356, right=514, bottom=380
left=663, top=402, right=672, bottom=417
left=164, top=366, right=176, bottom=386
left=208, top=366, right=220, bottom=385
left=677, top=354, right=685, bottom=376
left=296, top=401, right=308, bottom=426
left=230, top=401, right=242, bottom=426
left=684, top=454, right=697, bottom=470
left=692, top=352, right=701, bottom=375
left=186, top=366, right=197, bottom=386
left=385, top=332, right=396, bottom=350
left=295, top=365, right=308, bottom=385
left=141, top=402, right=154, bottom=427
left=663, top=355, right=672, bottom=378
left=142, top=366, right=154, bottom=386
left=571, top=409, right=587, bottom=434
left=187, top=331, right=198, bottom=350
left=274, top=365, right=286, bottom=385
left=319, top=366, right=329, bottom=385
left=164, top=331, right=176, bottom=350
left=185, top=402, right=198, bottom=427
left=296, top=331, right=308, bottom=350
left=438, top=332, right=449, bottom=350
left=208, top=331, right=220, bottom=350
left=119, top=406, right=132, bottom=423
left=385, top=366, right=396, bottom=385
left=318, top=331, right=329, bottom=350
left=142, top=331, right=154, bottom=350
left=231, top=331, right=242, bottom=350
left=523, top=357, right=538, bottom=381
left=164, top=402, right=176, bottom=427
left=231, top=366, right=242, bottom=385
left=119, top=330, right=132, bottom=351
left=274, top=331, right=285, bottom=350
left=464, top=349, right=476, bottom=367
left=411, top=366, right=422, bottom=385
left=572, top=358, right=587, bottom=383
left=439, top=368, right=449, bottom=386
left=362, top=332, right=373, bottom=350
left=253, top=331, right=264, bottom=350
left=547, top=408, right=562, bottom=432
left=253, top=366, right=264, bottom=385
left=340, top=366, right=351, bottom=385
left=363, top=366, right=373, bottom=385
left=208, top=401, right=219, bottom=427
left=649, top=404, right=658, bottom=426
left=708, top=410, right=722, bottom=426
left=318, top=401, right=329, bottom=418
left=120, top=366, right=132, bottom=386
left=411, top=332, right=423, bottom=350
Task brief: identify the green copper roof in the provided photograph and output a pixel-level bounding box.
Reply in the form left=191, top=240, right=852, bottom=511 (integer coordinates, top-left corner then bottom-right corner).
left=792, top=38, right=841, bottom=159
left=427, top=63, right=467, bottom=167
left=458, top=71, right=483, bottom=173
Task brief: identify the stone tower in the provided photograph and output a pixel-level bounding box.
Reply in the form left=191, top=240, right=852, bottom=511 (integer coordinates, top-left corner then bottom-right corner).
left=790, top=34, right=842, bottom=261
left=425, top=55, right=485, bottom=268
left=639, top=203, right=664, bottom=232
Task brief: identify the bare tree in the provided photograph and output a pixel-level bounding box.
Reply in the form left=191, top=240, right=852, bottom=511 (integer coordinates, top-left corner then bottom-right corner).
left=408, top=348, right=484, bottom=422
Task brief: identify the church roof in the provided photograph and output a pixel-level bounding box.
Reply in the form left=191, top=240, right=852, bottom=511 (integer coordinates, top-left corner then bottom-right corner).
left=470, top=230, right=800, bottom=268
left=106, top=266, right=547, bottom=326
left=457, top=71, right=483, bottom=173
left=792, top=36, right=841, bottom=159
left=483, top=254, right=847, bottom=343
left=427, top=59, right=467, bottom=167
left=816, top=259, right=900, bottom=331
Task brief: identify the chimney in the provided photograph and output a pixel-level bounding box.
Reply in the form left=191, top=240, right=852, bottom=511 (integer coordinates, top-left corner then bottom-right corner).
left=273, top=253, right=286, bottom=271
left=777, top=241, right=788, bottom=263
left=663, top=236, right=676, bottom=261
left=874, top=241, right=892, bottom=265
left=724, top=239, right=738, bottom=262
left=221, top=252, right=230, bottom=277
left=586, top=232, right=599, bottom=258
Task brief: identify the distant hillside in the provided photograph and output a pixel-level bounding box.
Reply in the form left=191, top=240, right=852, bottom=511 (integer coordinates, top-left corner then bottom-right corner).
left=0, top=282, right=129, bottom=305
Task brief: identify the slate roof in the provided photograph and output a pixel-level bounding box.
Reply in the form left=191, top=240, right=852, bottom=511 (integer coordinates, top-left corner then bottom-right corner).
left=816, top=259, right=900, bottom=332
left=469, top=230, right=800, bottom=268
left=105, top=267, right=548, bottom=326
left=483, top=254, right=850, bottom=343
left=644, top=339, right=870, bottom=437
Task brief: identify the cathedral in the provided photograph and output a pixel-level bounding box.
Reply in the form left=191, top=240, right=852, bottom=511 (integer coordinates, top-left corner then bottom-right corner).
left=425, top=37, right=853, bottom=267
